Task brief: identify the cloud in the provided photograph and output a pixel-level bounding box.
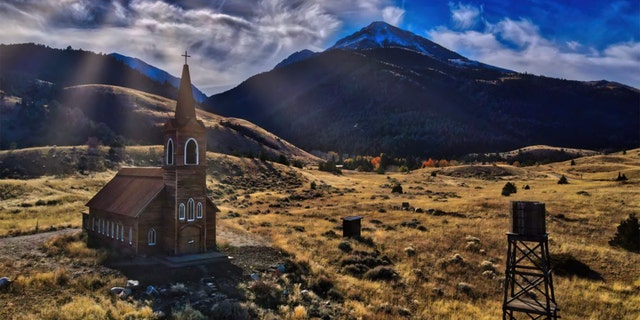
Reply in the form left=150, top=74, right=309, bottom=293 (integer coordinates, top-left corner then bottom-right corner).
left=428, top=5, right=640, bottom=88
left=449, top=2, right=481, bottom=30
left=2, top=0, right=396, bottom=94
left=382, top=6, right=405, bottom=26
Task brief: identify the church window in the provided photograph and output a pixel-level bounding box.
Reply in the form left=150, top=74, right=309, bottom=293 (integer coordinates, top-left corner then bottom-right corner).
left=106, top=221, right=110, bottom=236
left=179, top=203, right=186, bottom=220
left=166, top=139, right=174, bottom=165
left=111, top=222, right=115, bottom=238
left=121, top=225, right=124, bottom=242
left=196, top=202, right=203, bottom=219
left=92, top=217, right=95, bottom=231
left=148, top=228, right=156, bottom=246
left=187, top=198, right=195, bottom=221
left=185, top=138, right=198, bottom=165
left=116, top=224, right=120, bottom=240
left=129, top=227, right=133, bottom=245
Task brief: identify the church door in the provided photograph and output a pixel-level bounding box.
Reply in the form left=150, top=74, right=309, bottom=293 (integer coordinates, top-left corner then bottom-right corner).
left=178, top=226, right=201, bottom=255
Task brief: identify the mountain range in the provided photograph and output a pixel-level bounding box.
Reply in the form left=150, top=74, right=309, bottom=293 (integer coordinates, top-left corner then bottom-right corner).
left=204, top=21, right=639, bottom=157
left=1, top=22, right=639, bottom=159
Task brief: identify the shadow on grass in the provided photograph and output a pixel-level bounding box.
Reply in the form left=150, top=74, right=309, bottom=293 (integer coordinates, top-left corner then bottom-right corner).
left=550, top=253, right=604, bottom=281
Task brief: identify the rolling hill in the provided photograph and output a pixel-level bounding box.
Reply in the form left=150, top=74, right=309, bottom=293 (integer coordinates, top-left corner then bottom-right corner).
left=0, top=84, right=317, bottom=165
left=204, top=21, right=640, bottom=158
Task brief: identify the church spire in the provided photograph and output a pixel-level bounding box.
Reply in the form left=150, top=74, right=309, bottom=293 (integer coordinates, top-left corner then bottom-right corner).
left=174, top=51, right=196, bottom=127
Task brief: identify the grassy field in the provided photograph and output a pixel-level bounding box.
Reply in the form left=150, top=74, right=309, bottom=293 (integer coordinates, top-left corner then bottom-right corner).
left=0, top=147, right=638, bottom=319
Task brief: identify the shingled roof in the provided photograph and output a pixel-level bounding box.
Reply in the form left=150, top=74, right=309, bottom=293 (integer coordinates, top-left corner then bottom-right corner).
left=85, top=167, right=165, bottom=218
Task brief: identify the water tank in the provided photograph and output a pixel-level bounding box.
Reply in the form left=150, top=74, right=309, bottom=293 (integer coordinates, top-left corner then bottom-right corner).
left=510, top=201, right=546, bottom=236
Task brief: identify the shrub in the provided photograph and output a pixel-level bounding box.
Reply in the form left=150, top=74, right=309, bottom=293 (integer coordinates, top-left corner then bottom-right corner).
left=292, top=305, right=307, bottom=319
left=277, top=154, right=290, bottom=166
left=501, top=182, right=517, bottom=196
left=248, top=280, right=286, bottom=310
left=616, top=172, right=628, bottom=181
left=210, top=299, right=250, bottom=320
left=343, top=263, right=369, bottom=277
left=309, top=275, right=334, bottom=297
left=391, top=184, right=403, bottom=194
left=172, top=304, right=206, bottom=320
left=364, top=266, right=398, bottom=281
left=609, top=214, right=640, bottom=252
left=338, top=241, right=353, bottom=253
left=319, top=160, right=341, bottom=174
left=557, top=175, right=569, bottom=184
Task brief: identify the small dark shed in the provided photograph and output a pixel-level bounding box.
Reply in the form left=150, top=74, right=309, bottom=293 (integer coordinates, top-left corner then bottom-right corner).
left=342, top=216, right=363, bottom=238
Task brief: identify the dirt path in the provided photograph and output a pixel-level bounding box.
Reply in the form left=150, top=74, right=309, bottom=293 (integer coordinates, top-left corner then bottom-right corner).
left=0, top=229, right=81, bottom=278
left=217, top=225, right=268, bottom=247
left=0, top=228, right=81, bottom=264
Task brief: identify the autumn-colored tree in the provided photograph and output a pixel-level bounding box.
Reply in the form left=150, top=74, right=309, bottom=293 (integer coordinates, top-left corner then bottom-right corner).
left=437, top=159, right=449, bottom=167
left=422, top=158, right=435, bottom=168
left=371, top=156, right=382, bottom=170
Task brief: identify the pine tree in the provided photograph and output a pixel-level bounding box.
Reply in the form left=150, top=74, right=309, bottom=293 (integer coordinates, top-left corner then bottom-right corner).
left=609, top=214, right=640, bottom=252
left=557, top=175, right=569, bottom=184
left=502, top=182, right=517, bottom=196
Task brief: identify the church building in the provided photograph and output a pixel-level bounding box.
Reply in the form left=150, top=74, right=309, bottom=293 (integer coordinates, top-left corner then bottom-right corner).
left=82, top=54, right=218, bottom=256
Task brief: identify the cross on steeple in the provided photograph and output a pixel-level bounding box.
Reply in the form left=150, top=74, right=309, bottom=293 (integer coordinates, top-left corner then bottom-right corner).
left=182, top=51, right=191, bottom=65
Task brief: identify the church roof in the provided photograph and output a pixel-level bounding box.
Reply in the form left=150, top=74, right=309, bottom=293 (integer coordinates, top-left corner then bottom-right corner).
left=86, top=167, right=165, bottom=218
left=174, top=63, right=197, bottom=127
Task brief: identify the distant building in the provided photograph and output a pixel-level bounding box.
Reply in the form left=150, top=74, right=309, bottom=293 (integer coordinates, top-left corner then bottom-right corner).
left=82, top=55, right=218, bottom=256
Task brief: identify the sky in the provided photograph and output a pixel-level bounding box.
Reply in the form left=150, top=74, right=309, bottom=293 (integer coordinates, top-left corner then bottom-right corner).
left=0, top=0, right=638, bottom=95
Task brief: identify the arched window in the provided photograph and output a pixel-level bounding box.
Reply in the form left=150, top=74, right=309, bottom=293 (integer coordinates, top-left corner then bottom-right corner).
left=129, top=227, right=133, bottom=245
left=116, top=224, right=120, bottom=240
left=97, top=219, right=101, bottom=233
left=196, top=202, right=203, bottom=219
left=179, top=203, right=186, bottom=220
left=106, top=221, right=110, bottom=236
left=92, top=217, right=95, bottom=231
left=187, top=198, right=195, bottom=221
left=121, top=225, right=124, bottom=242
left=185, top=138, right=198, bottom=165
left=166, top=139, right=174, bottom=165
left=111, top=222, right=115, bottom=238
left=148, top=228, right=156, bottom=246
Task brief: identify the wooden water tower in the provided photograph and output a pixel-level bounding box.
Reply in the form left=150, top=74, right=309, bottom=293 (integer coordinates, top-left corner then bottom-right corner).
left=502, top=201, right=559, bottom=320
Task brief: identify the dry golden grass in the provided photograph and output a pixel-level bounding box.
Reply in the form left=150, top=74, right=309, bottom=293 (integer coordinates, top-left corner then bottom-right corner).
left=224, top=148, right=640, bottom=319
left=0, top=232, right=152, bottom=320
left=0, top=171, right=114, bottom=237
left=0, top=148, right=638, bottom=319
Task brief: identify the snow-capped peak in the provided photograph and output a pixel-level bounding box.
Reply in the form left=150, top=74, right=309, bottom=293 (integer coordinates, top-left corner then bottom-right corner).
left=110, top=53, right=207, bottom=103
left=330, top=21, right=465, bottom=61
